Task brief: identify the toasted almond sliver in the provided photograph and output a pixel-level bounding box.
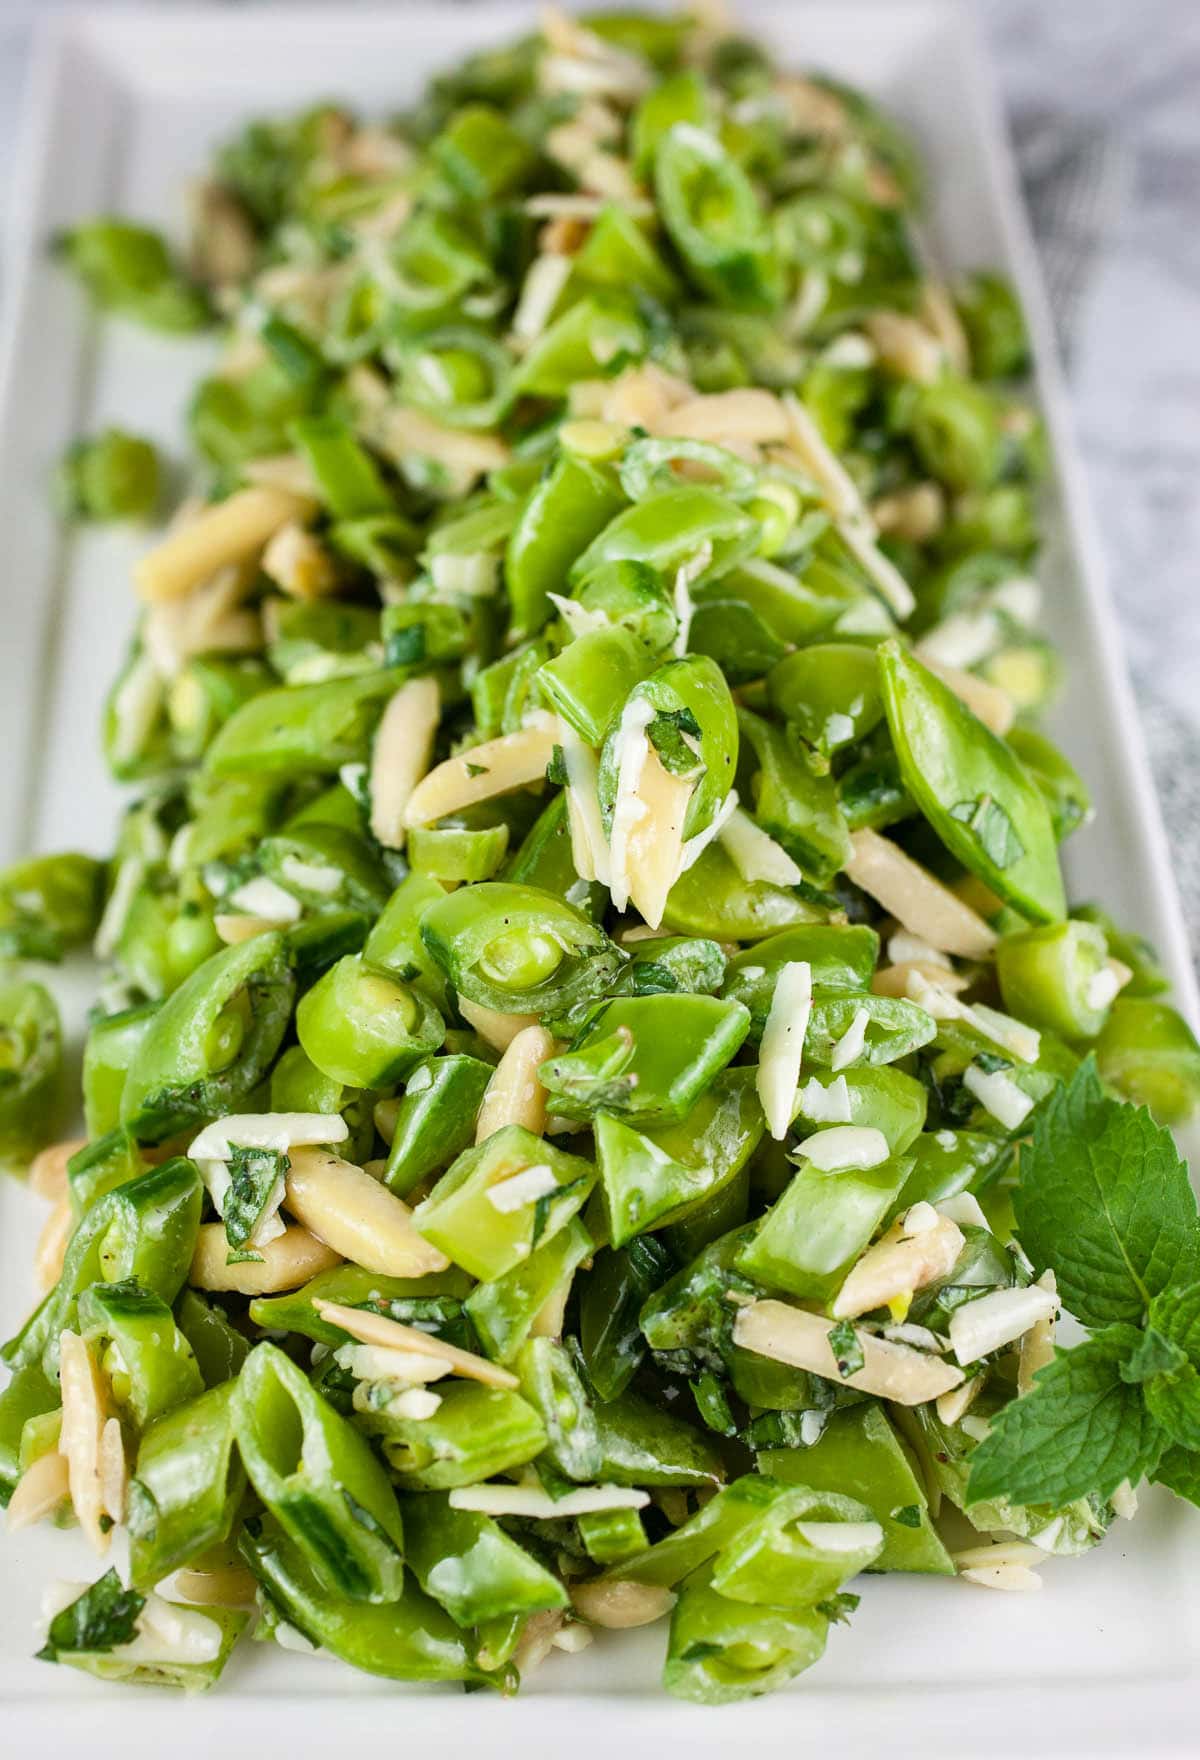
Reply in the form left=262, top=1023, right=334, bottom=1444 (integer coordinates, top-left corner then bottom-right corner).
left=135, top=486, right=316, bottom=602
left=369, top=676, right=441, bottom=850
left=173, top=1565, right=260, bottom=1608
left=475, top=1025, right=558, bottom=1144
left=1018, top=1271, right=1058, bottom=1394
left=959, top=1564, right=1043, bottom=1593
left=99, top=1416, right=127, bottom=1525
left=624, top=747, right=694, bottom=933
left=35, top=1196, right=75, bottom=1293
left=313, top=1299, right=518, bottom=1390
left=732, top=1299, right=964, bottom=1406
left=864, top=310, right=944, bottom=384
left=570, top=1580, right=675, bottom=1629
left=5, top=1450, right=71, bottom=1531
left=286, top=1147, right=449, bottom=1279
left=28, top=1137, right=86, bottom=1201
left=190, top=1222, right=341, bottom=1294
left=58, top=1331, right=110, bottom=1554
left=664, top=388, right=789, bottom=446
left=872, top=961, right=970, bottom=999
left=845, top=828, right=997, bottom=959
left=832, top=1213, right=965, bottom=1320
left=458, top=997, right=539, bottom=1053
left=936, top=1374, right=984, bottom=1426
left=953, top=1539, right=1045, bottom=1572
left=214, top=912, right=288, bottom=945
left=261, top=521, right=338, bottom=601
left=240, top=452, right=319, bottom=498
left=403, top=717, right=559, bottom=829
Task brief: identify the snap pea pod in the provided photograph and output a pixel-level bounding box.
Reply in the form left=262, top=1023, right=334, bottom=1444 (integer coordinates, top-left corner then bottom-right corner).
left=240, top=1516, right=495, bottom=1686
left=878, top=641, right=1065, bottom=922
left=420, top=882, right=625, bottom=1019
left=297, top=953, right=444, bottom=1088
left=402, top=1492, right=567, bottom=1627
left=0, top=977, right=63, bottom=1172
left=119, top=934, right=294, bottom=1140
left=233, top=1341, right=406, bottom=1603
left=0, top=852, right=104, bottom=961
left=383, top=1053, right=494, bottom=1196
left=360, top=1381, right=547, bottom=1489
left=79, top=1280, right=204, bottom=1432
left=126, top=1380, right=247, bottom=1587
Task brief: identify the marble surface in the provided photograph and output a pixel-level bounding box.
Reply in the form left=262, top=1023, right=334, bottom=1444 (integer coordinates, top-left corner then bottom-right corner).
left=0, top=0, right=1196, bottom=955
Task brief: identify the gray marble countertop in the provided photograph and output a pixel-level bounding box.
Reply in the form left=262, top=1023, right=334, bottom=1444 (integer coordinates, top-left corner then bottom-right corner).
left=0, top=0, right=1196, bottom=955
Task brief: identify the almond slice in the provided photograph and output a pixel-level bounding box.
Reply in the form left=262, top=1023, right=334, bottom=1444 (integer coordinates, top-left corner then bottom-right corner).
left=733, top=1298, right=964, bottom=1405
left=313, top=1299, right=518, bottom=1390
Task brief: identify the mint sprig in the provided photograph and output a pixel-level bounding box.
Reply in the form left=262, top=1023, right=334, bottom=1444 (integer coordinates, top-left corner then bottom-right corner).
left=1013, top=1059, right=1200, bottom=1327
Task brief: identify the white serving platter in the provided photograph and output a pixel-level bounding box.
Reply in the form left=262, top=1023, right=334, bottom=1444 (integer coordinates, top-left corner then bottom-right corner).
left=0, top=4, right=1197, bottom=1754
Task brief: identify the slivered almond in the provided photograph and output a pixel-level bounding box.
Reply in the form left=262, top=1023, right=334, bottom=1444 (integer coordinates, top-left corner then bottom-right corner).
left=28, top=1137, right=85, bottom=1201
left=598, top=363, right=695, bottom=432
left=190, top=1222, right=341, bottom=1294
left=5, top=1450, right=71, bottom=1531
left=313, top=1299, right=518, bottom=1389
left=570, top=1580, right=674, bottom=1629
left=240, top=452, right=319, bottom=498
left=512, top=1608, right=566, bottom=1676
left=370, top=676, right=441, bottom=849
left=924, top=658, right=1016, bottom=736
left=173, top=1565, right=259, bottom=1607
left=1018, top=1271, right=1058, bottom=1394
left=214, top=913, right=286, bottom=945
left=665, top=388, right=789, bottom=446
left=864, top=310, right=944, bottom=384
left=919, top=281, right=971, bottom=376
left=371, top=404, right=509, bottom=495
left=135, top=486, right=316, bottom=602
left=623, top=746, right=694, bottom=932
left=832, top=1212, right=965, bottom=1320
left=872, top=482, right=945, bottom=544
left=286, top=1147, right=449, bottom=1278
left=35, top=1196, right=74, bottom=1292
left=872, top=961, right=970, bottom=998
left=59, top=1331, right=111, bottom=1553
left=845, top=828, right=997, bottom=959
left=936, top=1374, right=984, bottom=1427
left=733, top=1299, right=964, bottom=1405
left=261, top=522, right=338, bottom=601
left=143, top=561, right=261, bottom=677
left=403, top=716, right=558, bottom=828
left=476, top=1025, right=558, bottom=1143
left=458, top=997, right=539, bottom=1052
left=99, top=1416, right=127, bottom=1524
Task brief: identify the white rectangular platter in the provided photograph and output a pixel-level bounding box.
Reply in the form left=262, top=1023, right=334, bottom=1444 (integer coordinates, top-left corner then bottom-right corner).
left=1, top=5, right=1198, bottom=1755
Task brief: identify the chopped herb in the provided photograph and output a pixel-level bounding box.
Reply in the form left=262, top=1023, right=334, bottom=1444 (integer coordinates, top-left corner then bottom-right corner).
left=224, top=1145, right=288, bottom=1251
left=37, top=1570, right=145, bottom=1662
left=464, top=760, right=489, bottom=779
left=545, top=744, right=568, bottom=787
left=815, top=1592, right=860, bottom=1625
left=647, top=707, right=704, bottom=776
left=828, top=1319, right=865, bottom=1379
left=891, top=1503, right=922, bottom=1529
left=385, top=624, right=427, bottom=667
left=948, top=793, right=1025, bottom=870
left=974, top=1050, right=1013, bottom=1075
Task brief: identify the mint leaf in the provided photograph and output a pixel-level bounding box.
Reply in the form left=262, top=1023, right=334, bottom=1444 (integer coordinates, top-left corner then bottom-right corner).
left=1153, top=1444, right=1200, bottom=1509
left=37, top=1569, right=144, bottom=1662
left=1013, top=1059, right=1200, bottom=1328
left=1138, top=1285, right=1200, bottom=1448
left=949, top=794, right=1025, bottom=870
left=828, top=1319, right=864, bottom=1379
left=224, top=1146, right=287, bottom=1251
left=965, top=1327, right=1165, bottom=1508
left=647, top=708, right=703, bottom=776
left=545, top=744, right=568, bottom=787
left=1119, top=1328, right=1187, bottom=1384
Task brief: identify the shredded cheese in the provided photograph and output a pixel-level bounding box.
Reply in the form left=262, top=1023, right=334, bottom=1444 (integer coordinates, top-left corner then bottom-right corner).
left=485, top=1164, right=559, bottom=1213
left=449, top=1484, right=649, bottom=1518
left=719, top=806, right=803, bottom=887
left=799, top=1124, right=889, bottom=1172
left=829, top=1005, right=871, bottom=1072
left=962, top=1062, right=1034, bottom=1131
left=948, top=1282, right=1060, bottom=1366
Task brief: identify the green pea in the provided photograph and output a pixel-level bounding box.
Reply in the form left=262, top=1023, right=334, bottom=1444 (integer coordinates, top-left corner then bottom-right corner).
left=478, top=928, right=564, bottom=990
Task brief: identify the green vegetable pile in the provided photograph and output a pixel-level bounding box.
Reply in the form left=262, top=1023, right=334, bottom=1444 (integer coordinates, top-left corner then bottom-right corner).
left=3, top=2, right=1200, bottom=1706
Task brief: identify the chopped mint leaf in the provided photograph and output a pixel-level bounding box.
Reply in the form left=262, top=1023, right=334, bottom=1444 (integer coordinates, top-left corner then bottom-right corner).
left=647, top=707, right=703, bottom=776
left=974, top=1050, right=1013, bottom=1075
left=966, top=1326, right=1165, bottom=1509
left=1013, top=1059, right=1200, bottom=1328
left=464, top=760, right=489, bottom=779
left=948, top=793, right=1025, bottom=870
left=224, top=1145, right=287, bottom=1251
left=385, top=624, right=426, bottom=667
left=1153, top=1444, right=1200, bottom=1510
left=828, top=1319, right=864, bottom=1379
left=38, top=1570, right=144, bottom=1662
left=891, top=1503, right=922, bottom=1529
left=690, top=1369, right=737, bottom=1437
left=545, top=744, right=568, bottom=787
